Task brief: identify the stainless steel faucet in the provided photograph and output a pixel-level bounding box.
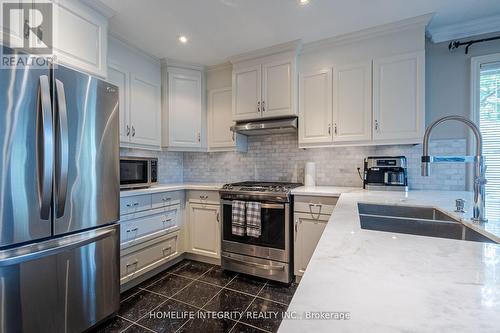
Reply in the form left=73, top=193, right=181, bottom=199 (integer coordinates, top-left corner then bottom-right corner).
left=421, top=115, right=487, bottom=223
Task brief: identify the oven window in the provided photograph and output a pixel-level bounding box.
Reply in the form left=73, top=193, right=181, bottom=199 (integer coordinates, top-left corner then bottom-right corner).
left=222, top=202, right=286, bottom=249
left=120, top=160, right=148, bottom=185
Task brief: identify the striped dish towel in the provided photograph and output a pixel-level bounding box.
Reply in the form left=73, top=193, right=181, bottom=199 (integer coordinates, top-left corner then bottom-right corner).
left=232, top=200, right=246, bottom=236
left=246, top=202, right=262, bottom=238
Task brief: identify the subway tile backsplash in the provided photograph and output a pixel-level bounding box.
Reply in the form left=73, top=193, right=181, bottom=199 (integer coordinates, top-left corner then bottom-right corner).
left=122, top=135, right=467, bottom=191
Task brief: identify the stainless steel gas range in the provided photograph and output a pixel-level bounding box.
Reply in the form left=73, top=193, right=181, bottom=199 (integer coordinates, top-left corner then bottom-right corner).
left=219, top=181, right=302, bottom=283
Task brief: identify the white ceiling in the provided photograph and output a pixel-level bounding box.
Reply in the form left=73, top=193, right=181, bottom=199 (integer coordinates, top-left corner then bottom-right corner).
left=101, top=0, right=500, bottom=66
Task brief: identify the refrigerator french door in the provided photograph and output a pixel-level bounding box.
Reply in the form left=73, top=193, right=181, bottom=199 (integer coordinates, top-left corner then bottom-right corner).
left=0, top=46, right=120, bottom=333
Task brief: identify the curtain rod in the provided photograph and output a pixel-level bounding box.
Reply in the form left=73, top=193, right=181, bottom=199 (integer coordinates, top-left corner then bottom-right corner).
left=448, top=35, right=500, bottom=54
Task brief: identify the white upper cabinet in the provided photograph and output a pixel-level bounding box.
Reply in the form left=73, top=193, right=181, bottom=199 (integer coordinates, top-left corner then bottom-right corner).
left=372, top=51, right=425, bottom=143
left=230, top=44, right=299, bottom=122
left=108, top=37, right=162, bottom=150
left=108, top=64, right=129, bottom=143
left=332, top=62, right=372, bottom=142
left=232, top=65, right=262, bottom=121
left=167, top=67, right=203, bottom=149
left=130, top=74, right=161, bottom=147
left=299, top=69, right=333, bottom=144
left=52, top=0, right=108, bottom=77
left=262, top=59, right=294, bottom=118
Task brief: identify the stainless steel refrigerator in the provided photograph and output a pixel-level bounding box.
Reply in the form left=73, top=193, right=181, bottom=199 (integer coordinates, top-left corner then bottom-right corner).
left=0, top=45, right=120, bottom=333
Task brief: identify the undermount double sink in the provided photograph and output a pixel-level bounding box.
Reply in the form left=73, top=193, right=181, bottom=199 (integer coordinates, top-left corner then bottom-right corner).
left=358, top=203, right=496, bottom=244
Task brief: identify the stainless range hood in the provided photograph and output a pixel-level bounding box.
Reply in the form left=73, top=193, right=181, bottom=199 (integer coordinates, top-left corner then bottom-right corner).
left=231, top=117, right=298, bottom=136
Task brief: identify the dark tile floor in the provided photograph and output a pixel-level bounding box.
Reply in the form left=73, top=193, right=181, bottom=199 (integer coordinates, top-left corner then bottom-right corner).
left=92, top=260, right=298, bottom=333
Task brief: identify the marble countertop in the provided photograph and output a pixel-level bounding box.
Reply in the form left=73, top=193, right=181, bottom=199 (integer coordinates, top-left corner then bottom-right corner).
left=120, top=183, right=223, bottom=197
left=280, top=189, right=500, bottom=332
left=291, top=185, right=361, bottom=197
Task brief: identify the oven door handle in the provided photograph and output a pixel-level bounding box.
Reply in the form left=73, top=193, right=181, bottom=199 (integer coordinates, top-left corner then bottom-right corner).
left=222, top=254, right=285, bottom=271
left=221, top=200, right=285, bottom=209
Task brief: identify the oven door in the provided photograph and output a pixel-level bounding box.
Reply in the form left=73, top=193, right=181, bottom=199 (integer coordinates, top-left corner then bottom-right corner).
left=120, top=158, right=150, bottom=189
left=221, top=199, right=290, bottom=262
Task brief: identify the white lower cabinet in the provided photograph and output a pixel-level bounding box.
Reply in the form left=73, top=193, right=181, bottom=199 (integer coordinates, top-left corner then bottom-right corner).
left=187, top=203, right=220, bottom=259
left=293, top=213, right=328, bottom=276
left=120, top=232, right=179, bottom=285
left=293, top=195, right=338, bottom=277
left=119, top=191, right=184, bottom=285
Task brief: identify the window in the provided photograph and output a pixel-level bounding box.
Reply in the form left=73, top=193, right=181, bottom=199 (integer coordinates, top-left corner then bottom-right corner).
left=472, top=54, right=500, bottom=221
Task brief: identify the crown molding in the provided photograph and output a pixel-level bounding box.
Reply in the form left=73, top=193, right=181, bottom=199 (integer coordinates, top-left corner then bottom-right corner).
left=207, top=62, right=232, bottom=72
left=427, top=14, right=500, bottom=43
left=109, top=34, right=161, bottom=63
left=162, top=58, right=206, bottom=71
left=80, top=0, right=116, bottom=18
left=229, top=39, right=302, bottom=64
left=302, top=13, right=433, bottom=54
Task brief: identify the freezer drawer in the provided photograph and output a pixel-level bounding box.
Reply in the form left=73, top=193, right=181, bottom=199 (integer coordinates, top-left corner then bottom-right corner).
left=0, top=224, right=120, bottom=333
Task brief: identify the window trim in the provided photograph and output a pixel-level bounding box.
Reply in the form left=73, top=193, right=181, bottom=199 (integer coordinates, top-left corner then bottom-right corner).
left=468, top=53, right=500, bottom=191
left=470, top=53, right=500, bottom=124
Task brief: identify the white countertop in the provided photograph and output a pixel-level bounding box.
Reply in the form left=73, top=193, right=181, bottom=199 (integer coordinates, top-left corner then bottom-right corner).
left=120, top=183, right=223, bottom=197
left=279, top=189, right=500, bottom=332
left=291, top=185, right=361, bottom=197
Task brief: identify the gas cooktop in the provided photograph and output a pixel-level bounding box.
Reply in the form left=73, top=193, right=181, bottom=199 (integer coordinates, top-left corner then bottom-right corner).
left=220, top=182, right=302, bottom=202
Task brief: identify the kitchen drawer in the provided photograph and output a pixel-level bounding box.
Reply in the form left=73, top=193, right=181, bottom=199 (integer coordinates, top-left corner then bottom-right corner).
left=187, top=190, right=220, bottom=204
left=294, top=195, right=338, bottom=216
left=120, top=206, right=180, bottom=248
left=120, top=232, right=179, bottom=282
left=120, top=194, right=152, bottom=215
left=151, top=190, right=184, bottom=209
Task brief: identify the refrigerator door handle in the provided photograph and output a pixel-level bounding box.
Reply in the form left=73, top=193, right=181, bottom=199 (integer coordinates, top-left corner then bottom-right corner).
left=0, top=226, right=116, bottom=266
left=55, top=79, right=69, bottom=218
left=37, top=75, right=54, bottom=220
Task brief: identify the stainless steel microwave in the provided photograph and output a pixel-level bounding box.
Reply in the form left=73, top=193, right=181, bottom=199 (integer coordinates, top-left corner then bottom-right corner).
left=120, top=157, right=158, bottom=189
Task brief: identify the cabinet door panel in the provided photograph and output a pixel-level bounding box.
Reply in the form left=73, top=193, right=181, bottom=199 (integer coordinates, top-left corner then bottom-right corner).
left=299, top=70, right=333, bottom=144
left=208, top=88, right=234, bottom=148
left=168, top=69, right=202, bottom=148
left=108, top=64, right=129, bottom=144
left=294, top=216, right=327, bottom=276
left=333, top=62, right=372, bottom=142
left=373, top=52, right=424, bottom=142
left=52, top=0, right=107, bottom=77
left=189, top=204, right=220, bottom=258
left=130, top=75, right=161, bottom=147
left=262, top=60, right=293, bottom=118
left=233, top=65, right=261, bottom=121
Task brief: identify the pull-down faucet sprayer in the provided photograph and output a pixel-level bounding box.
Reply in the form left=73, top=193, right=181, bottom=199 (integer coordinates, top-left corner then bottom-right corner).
left=421, top=115, right=487, bottom=223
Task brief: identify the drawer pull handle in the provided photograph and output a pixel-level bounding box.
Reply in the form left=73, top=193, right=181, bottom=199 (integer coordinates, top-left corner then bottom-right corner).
left=162, top=246, right=172, bottom=255
left=126, top=260, right=138, bottom=267
left=162, top=197, right=171, bottom=202
left=200, top=195, right=208, bottom=200
left=130, top=227, right=138, bottom=232
left=133, top=202, right=139, bottom=206
left=309, top=203, right=322, bottom=207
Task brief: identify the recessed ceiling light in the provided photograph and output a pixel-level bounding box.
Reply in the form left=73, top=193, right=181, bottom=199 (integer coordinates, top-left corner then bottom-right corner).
left=299, top=0, right=310, bottom=5
left=178, top=35, right=188, bottom=44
